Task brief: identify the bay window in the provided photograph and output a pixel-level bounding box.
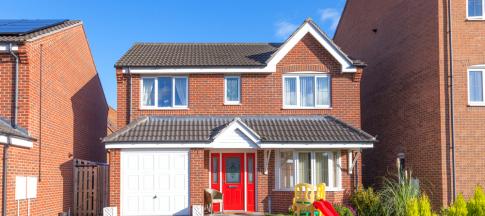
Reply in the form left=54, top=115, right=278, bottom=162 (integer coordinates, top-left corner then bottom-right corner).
left=141, top=76, right=188, bottom=108
left=276, top=150, right=341, bottom=191
left=283, top=74, right=331, bottom=108
left=468, top=68, right=485, bottom=106
left=468, top=0, right=484, bottom=19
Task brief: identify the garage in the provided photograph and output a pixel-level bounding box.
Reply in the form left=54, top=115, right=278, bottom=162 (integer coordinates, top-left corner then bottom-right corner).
left=121, top=149, right=189, bottom=216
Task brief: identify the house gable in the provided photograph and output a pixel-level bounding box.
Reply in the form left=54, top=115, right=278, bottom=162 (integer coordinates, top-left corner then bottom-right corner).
left=268, top=19, right=356, bottom=72
left=211, top=118, right=261, bottom=149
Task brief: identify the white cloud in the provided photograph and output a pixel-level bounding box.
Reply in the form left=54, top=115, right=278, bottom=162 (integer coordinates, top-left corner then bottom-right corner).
left=318, top=8, right=341, bottom=30
left=275, top=21, right=298, bottom=38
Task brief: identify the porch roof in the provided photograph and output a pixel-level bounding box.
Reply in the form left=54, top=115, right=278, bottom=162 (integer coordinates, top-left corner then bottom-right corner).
left=103, top=115, right=376, bottom=144
left=0, top=117, right=33, bottom=140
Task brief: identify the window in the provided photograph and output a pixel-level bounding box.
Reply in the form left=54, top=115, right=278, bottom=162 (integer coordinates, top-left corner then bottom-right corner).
left=141, top=76, right=188, bottom=108
left=212, top=157, right=219, bottom=184
left=225, top=76, right=240, bottom=104
left=248, top=157, right=254, bottom=183
left=283, top=74, right=331, bottom=108
left=468, top=69, right=485, bottom=105
left=276, top=150, right=341, bottom=191
left=468, top=0, right=484, bottom=19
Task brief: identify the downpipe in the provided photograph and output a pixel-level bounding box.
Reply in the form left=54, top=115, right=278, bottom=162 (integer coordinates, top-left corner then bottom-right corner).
left=447, top=0, right=457, bottom=202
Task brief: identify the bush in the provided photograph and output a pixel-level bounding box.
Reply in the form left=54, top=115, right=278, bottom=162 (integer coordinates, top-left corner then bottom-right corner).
left=446, top=194, right=468, bottom=216
left=406, top=194, right=435, bottom=216
left=380, top=171, right=420, bottom=216
left=467, top=186, right=485, bottom=216
left=333, top=204, right=355, bottom=216
left=350, top=187, right=382, bottom=216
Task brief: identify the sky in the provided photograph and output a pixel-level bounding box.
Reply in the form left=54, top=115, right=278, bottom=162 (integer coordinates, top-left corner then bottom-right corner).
left=1, top=0, right=346, bottom=108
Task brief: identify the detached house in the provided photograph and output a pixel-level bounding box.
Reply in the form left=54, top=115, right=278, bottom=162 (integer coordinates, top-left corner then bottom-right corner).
left=105, top=19, right=375, bottom=215
left=0, top=20, right=107, bottom=215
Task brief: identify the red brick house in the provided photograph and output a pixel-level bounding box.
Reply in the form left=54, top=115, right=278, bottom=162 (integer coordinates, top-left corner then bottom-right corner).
left=105, top=19, right=375, bottom=215
left=334, top=0, right=485, bottom=208
left=0, top=20, right=107, bottom=215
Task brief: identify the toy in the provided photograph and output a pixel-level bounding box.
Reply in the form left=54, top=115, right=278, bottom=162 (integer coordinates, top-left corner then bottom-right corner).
left=291, top=183, right=339, bottom=216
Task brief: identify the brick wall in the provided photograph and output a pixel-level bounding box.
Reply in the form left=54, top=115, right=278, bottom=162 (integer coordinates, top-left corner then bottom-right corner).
left=335, top=0, right=485, bottom=208
left=448, top=0, right=485, bottom=200
left=116, top=33, right=362, bottom=129
left=0, top=24, right=107, bottom=215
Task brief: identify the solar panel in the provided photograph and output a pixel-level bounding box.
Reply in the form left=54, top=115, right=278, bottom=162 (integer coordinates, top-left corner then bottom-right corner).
left=0, top=19, right=67, bottom=36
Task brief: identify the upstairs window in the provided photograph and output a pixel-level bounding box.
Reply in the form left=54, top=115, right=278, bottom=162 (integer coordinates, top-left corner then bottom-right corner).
left=283, top=74, right=331, bottom=108
left=225, top=76, right=241, bottom=104
left=468, top=0, right=484, bottom=19
left=469, top=68, right=485, bottom=105
left=141, top=76, right=188, bottom=109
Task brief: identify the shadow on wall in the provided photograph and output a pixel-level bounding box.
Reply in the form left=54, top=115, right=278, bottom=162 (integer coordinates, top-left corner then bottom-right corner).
left=60, top=74, right=107, bottom=212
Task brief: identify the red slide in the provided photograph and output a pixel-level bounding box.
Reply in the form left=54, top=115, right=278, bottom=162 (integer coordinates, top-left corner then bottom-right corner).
left=313, top=200, right=339, bottom=216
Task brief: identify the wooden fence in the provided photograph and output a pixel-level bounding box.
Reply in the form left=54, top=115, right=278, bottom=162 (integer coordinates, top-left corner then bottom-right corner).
left=73, top=159, right=109, bottom=216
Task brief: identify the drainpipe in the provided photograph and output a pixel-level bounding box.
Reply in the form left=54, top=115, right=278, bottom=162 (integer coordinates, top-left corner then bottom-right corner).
left=3, top=43, right=19, bottom=216
left=447, top=0, right=456, bottom=202
left=127, top=67, right=132, bottom=123
left=2, top=137, right=9, bottom=216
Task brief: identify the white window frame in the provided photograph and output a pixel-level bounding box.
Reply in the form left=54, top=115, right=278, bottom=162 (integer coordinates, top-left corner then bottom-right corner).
left=468, top=68, right=485, bottom=106
left=282, top=73, right=331, bottom=109
left=224, top=76, right=241, bottom=105
left=275, top=150, right=342, bottom=192
left=467, top=0, right=485, bottom=20
left=140, top=76, right=188, bottom=109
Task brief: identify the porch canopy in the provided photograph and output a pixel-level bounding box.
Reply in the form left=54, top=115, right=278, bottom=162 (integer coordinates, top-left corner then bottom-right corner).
left=103, top=115, right=376, bottom=149
left=0, top=117, right=35, bottom=148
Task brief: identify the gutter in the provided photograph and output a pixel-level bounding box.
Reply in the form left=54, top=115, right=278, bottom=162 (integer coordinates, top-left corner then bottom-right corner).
left=447, top=0, right=457, bottom=202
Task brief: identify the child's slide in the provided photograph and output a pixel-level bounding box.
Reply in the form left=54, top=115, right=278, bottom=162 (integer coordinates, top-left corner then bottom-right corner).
left=313, top=200, right=339, bottom=216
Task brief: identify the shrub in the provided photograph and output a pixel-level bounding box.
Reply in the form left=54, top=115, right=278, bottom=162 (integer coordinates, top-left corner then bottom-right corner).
left=467, top=186, right=485, bottom=216
left=446, top=194, right=468, bottom=216
left=407, top=198, right=420, bottom=216
left=333, top=204, right=354, bottom=216
left=380, top=171, right=420, bottom=216
left=417, top=194, right=435, bottom=216
left=350, top=187, right=382, bottom=216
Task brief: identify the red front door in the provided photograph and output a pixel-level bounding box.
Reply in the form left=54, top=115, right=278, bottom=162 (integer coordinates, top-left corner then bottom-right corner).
left=222, top=153, right=245, bottom=210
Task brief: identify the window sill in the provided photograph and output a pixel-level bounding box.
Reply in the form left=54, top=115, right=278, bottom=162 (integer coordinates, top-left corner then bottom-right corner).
left=224, top=102, right=241, bottom=106
left=282, top=107, right=332, bottom=110
left=466, top=17, right=485, bottom=21
left=139, top=107, right=189, bottom=110
left=468, top=103, right=485, bottom=107
left=273, top=188, right=344, bottom=192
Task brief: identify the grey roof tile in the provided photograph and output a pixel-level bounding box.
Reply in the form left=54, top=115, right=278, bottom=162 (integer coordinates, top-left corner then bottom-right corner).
left=103, top=115, right=376, bottom=144
left=115, top=43, right=282, bottom=67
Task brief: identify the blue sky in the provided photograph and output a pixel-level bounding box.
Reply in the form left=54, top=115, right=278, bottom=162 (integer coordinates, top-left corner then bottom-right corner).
left=1, top=0, right=346, bottom=108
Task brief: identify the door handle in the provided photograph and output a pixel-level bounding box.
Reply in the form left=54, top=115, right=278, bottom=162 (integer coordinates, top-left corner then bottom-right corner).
left=153, top=195, right=157, bottom=199
left=228, top=185, right=238, bottom=188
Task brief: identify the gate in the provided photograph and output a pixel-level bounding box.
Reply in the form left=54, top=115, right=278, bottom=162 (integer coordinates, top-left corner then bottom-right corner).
left=73, top=159, right=109, bottom=216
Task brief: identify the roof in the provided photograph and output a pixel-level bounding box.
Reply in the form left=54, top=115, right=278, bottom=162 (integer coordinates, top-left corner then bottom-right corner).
left=103, top=115, right=376, bottom=144
left=0, top=20, right=81, bottom=42
left=0, top=117, right=34, bottom=140
left=115, top=43, right=282, bottom=67
left=115, top=18, right=365, bottom=69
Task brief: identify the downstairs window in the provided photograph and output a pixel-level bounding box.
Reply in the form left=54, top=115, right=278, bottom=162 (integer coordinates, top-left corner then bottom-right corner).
left=276, top=150, right=341, bottom=191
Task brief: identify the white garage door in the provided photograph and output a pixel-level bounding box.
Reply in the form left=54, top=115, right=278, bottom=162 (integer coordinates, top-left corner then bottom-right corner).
left=121, top=150, right=189, bottom=216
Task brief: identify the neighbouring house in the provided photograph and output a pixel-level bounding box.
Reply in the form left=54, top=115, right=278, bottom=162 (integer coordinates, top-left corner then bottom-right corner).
left=104, top=19, right=376, bottom=215
left=334, top=0, right=485, bottom=208
left=0, top=20, right=108, bottom=215
left=108, top=106, right=118, bottom=135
